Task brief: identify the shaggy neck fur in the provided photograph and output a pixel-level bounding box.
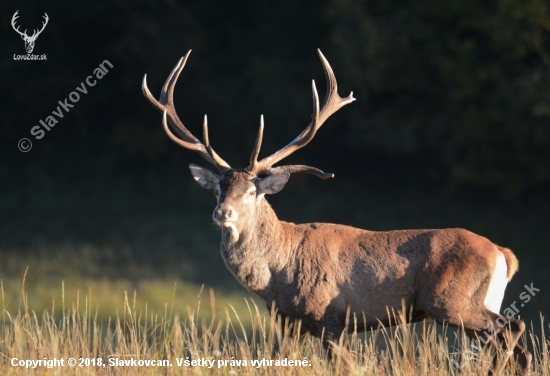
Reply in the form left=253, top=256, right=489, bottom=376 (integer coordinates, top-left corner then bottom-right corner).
left=219, top=198, right=292, bottom=295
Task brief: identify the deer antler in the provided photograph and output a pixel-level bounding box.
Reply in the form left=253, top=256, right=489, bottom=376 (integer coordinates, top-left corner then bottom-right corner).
left=247, top=49, right=355, bottom=178
left=11, top=11, right=49, bottom=40
left=31, top=13, right=49, bottom=39
left=11, top=11, right=27, bottom=38
left=142, top=50, right=231, bottom=172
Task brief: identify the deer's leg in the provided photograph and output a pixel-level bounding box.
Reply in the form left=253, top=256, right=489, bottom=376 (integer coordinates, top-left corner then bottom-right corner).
left=315, top=310, right=353, bottom=368
left=488, top=315, right=531, bottom=376
left=468, top=312, right=530, bottom=376
left=428, top=307, right=531, bottom=376
left=271, top=308, right=287, bottom=355
left=511, top=342, right=532, bottom=376
left=268, top=305, right=309, bottom=356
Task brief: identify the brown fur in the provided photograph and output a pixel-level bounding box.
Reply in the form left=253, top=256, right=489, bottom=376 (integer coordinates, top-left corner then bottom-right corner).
left=187, top=169, right=530, bottom=375
left=498, top=246, right=519, bottom=279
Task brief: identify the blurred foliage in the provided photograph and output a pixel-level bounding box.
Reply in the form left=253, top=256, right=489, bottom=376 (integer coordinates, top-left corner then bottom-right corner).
left=1, top=0, right=549, bottom=197
left=326, top=0, right=550, bottom=195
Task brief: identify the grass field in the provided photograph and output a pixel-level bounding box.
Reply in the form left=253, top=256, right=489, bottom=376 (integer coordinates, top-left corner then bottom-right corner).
left=1, top=271, right=549, bottom=375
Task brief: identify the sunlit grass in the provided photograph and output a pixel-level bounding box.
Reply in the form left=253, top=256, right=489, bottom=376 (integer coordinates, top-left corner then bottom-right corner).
left=1, top=273, right=549, bottom=375
left=1, top=269, right=255, bottom=331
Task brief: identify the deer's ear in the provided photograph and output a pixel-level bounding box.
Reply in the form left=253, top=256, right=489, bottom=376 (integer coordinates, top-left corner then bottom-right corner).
left=189, top=164, right=219, bottom=190
left=257, top=173, right=290, bottom=195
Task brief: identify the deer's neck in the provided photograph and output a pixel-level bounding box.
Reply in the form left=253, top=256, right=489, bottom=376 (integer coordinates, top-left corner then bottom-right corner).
left=219, top=199, right=292, bottom=295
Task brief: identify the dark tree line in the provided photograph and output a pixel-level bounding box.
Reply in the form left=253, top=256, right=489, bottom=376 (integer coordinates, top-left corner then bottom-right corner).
left=2, top=0, right=549, bottom=197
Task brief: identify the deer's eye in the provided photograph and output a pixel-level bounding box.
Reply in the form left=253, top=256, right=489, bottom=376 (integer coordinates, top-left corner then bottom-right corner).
left=214, top=190, right=220, bottom=196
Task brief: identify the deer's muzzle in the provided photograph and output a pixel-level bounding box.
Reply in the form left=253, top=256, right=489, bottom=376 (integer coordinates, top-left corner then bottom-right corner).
left=213, top=204, right=238, bottom=226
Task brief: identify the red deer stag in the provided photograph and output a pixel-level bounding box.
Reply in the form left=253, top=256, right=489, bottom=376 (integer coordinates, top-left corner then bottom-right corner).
left=143, top=50, right=531, bottom=375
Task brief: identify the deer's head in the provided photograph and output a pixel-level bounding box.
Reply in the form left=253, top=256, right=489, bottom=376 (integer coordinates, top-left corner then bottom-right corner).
left=143, top=50, right=354, bottom=239
left=188, top=166, right=289, bottom=232
left=11, top=11, right=49, bottom=54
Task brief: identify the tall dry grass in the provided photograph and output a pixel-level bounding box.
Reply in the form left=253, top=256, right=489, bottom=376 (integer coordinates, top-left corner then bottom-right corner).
left=1, top=275, right=548, bottom=375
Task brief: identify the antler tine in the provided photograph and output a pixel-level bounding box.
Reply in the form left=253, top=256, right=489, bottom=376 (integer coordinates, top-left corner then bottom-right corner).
left=270, top=165, right=334, bottom=179
left=202, top=114, right=223, bottom=163
left=143, top=53, right=196, bottom=141
left=33, top=13, right=48, bottom=37
left=316, top=49, right=355, bottom=124
left=161, top=111, right=205, bottom=153
left=11, top=11, right=26, bottom=37
left=143, top=51, right=231, bottom=172
left=246, top=115, right=264, bottom=173
left=250, top=49, right=355, bottom=177
left=203, top=115, right=210, bottom=147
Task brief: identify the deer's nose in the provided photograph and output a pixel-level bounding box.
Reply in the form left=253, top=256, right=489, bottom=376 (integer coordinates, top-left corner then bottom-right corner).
left=213, top=204, right=238, bottom=224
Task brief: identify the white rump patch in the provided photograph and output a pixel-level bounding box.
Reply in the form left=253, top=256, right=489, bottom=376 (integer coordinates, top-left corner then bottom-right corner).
left=484, top=251, right=508, bottom=313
